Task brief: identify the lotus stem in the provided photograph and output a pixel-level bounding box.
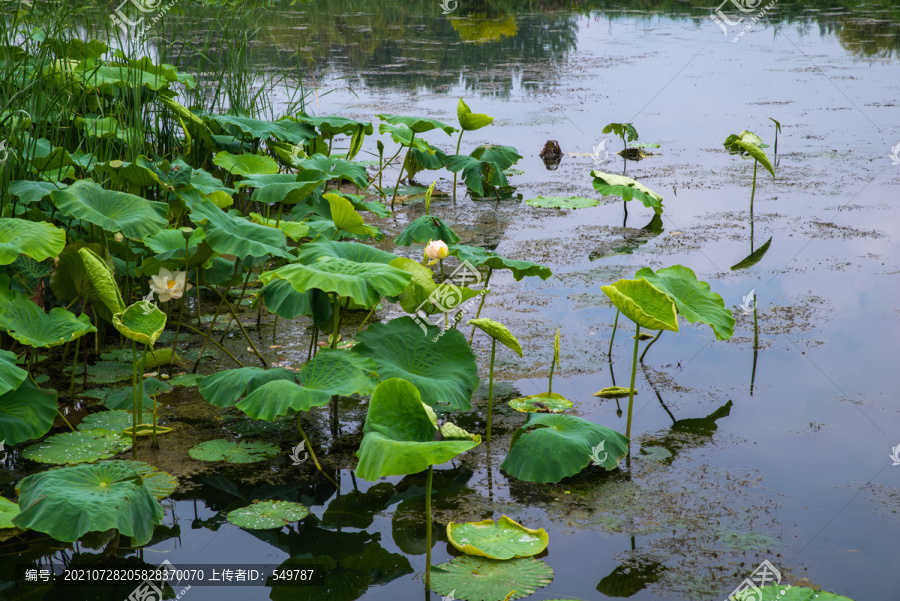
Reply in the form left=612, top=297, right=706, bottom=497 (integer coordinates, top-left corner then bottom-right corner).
left=390, top=132, right=415, bottom=210
left=308, top=324, right=318, bottom=360
left=363, top=146, right=402, bottom=194
left=169, top=236, right=190, bottom=377
left=753, top=293, right=759, bottom=351
left=625, top=323, right=640, bottom=442
left=219, top=263, right=254, bottom=344
left=131, top=340, right=138, bottom=458
left=296, top=415, right=339, bottom=490
left=68, top=332, right=80, bottom=397
left=439, top=260, right=448, bottom=327
left=192, top=260, right=238, bottom=373
left=357, top=297, right=381, bottom=333
left=216, top=291, right=268, bottom=367
left=608, top=309, right=619, bottom=357
left=56, top=409, right=75, bottom=432
left=452, top=130, right=464, bottom=203
left=468, top=268, right=493, bottom=344
left=548, top=354, right=555, bottom=395
left=272, top=314, right=278, bottom=346
left=172, top=322, right=244, bottom=367
left=425, top=464, right=433, bottom=590
left=331, top=294, right=341, bottom=350
left=750, top=159, right=758, bottom=216
left=639, top=330, right=663, bottom=363
left=487, top=338, right=496, bottom=444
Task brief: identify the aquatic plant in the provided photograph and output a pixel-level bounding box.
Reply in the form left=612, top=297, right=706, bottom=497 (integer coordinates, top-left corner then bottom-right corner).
left=723, top=130, right=774, bottom=215
left=451, top=99, right=494, bottom=201
left=602, top=122, right=639, bottom=156
left=468, top=318, right=523, bottom=443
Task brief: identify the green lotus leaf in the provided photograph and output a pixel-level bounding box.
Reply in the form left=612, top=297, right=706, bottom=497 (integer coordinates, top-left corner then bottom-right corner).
left=501, top=413, right=629, bottom=483
left=296, top=154, right=369, bottom=188
left=189, top=198, right=295, bottom=260
left=246, top=172, right=327, bottom=205
left=49, top=243, right=120, bottom=322
left=525, top=196, right=600, bottom=209
left=295, top=112, right=374, bottom=139
left=394, top=215, right=460, bottom=246
left=0, top=288, right=96, bottom=348
left=731, top=236, right=773, bottom=271
left=213, top=151, right=278, bottom=176
left=296, top=236, right=398, bottom=265
left=430, top=556, right=553, bottom=601
left=447, top=515, right=548, bottom=559
left=593, top=386, right=637, bottom=399
left=50, top=179, right=169, bottom=240
left=0, top=378, right=58, bottom=445
left=100, top=460, right=178, bottom=500
left=508, top=392, right=572, bottom=413
left=600, top=278, right=679, bottom=332
left=377, top=114, right=456, bottom=135
left=324, top=193, right=375, bottom=237
left=602, top=122, right=639, bottom=142
left=248, top=212, right=309, bottom=241
left=457, top=98, right=493, bottom=131
left=735, top=586, right=853, bottom=601
left=590, top=171, right=664, bottom=214
left=0, top=496, right=19, bottom=529
left=440, top=421, right=479, bottom=441
left=113, top=302, right=166, bottom=347
left=353, top=317, right=479, bottom=410
left=448, top=244, right=552, bottom=281
left=198, top=366, right=297, bottom=408
left=208, top=114, right=294, bottom=143
left=22, top=429, right=132, bottom=465
left=7, top=180, right=64, bottom=205
left=189, top=439, right=279, bottom=464
left=66, top=360, right=132, bottom=386
left=724, top=130, right=775, bottom=177
left=226, top=500, right=310, bottom=530
left=0, top=218, right=66, bottom=266
left=635, top=265, right=735, bottom=340
left=138, top=228, right=213, bottom=273
left=77, top=410, right=155, bottom=434
left=390, top=257, right=480, bottom=315
left=355, top=379, right=480, bottom=480
left=469, top=318, right=523, bottom=356
left=0, top=349, right=27, bottom=396
left=260, top=256, right=410, bottom=308
left=78, top=247, right=126, bottom=317
left=12, top=462, right=164, bottom=545
left=261, top=279, right=331, bottom=321
left=101, top=378, right=172, bottom=410
left=442, top=154, right=509, bottom=197
left=471, top=144, right=522, bottom=171
left=596, top=558, right=664, bottom=597
left=9, top=255, right=55, bottom=290
left=236, top=351, right=377, bottom=420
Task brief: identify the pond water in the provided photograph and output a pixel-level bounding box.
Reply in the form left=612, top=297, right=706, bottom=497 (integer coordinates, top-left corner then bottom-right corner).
left=3, top=1, right=899, bottom=600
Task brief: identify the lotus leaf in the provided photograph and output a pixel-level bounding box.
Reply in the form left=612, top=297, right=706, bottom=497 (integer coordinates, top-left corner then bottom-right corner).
left=78, top=247, right=126, bottom=317
left=0, top=288, right=96, bottom=348
left=525, top=196, right=599, bottom=209
left=593, top=387, right=637, bottom=399
left=394, top=215, right=460, bottom=246
left=355, top=379, right=480, bottom=480
left=0, top=218, right=66, bottom=266
left=501, top=413, right=629, bottom=483
left=448, top=244, right=551, bottom=281
left=0, top=349, right=27, bottom=396
left=22, top=429, right=132, bottom=465
left=198, top=366, right=297, bottom=408
left=353, top=317, right=479, bottom=410
left=731, top=237, right=773, bottom=271
left=430, top=556, right=554, bottom=601
left=600, top=279, right=679, bottom=332
left=635, top=265, right=735, bottom=340
left=12, top=462, right=164, bottom=545
left=447, top=516, right=548, bottom=559
left=0, top=378, right=58, bottom=445
left=296, top=237, right=398, bottom=265
left=469, top=318, right=523, bottom=356
left=189, top=439, right=279, bottom=464
left=213, top=151, right=278, bottom=175
left=324, top=193, right=375, bottom=237
left=113, top=302, right=166, bottom=347
left=226, top=500, right=310, bottom=530
left=724, top=130, right=775, bottom=177
left=50, top=179, right=168, bottom=239
left=508, top=392, right=572, bottom=413
left=0, top=497, right=18, bottom=529
left=735, top=586, right=853, bottom=601
left=457, top=98, right=493, bottom=131
left=376, top=114, right=456, bottom=135
left=189, top=198, right=295, bottom=260
left=77, top=410, right=155, bottom=433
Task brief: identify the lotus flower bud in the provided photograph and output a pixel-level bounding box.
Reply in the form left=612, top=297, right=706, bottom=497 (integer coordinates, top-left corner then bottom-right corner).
left=114, top=232, right=124, bottom=243
left=424, top=240, right=448, bottom=263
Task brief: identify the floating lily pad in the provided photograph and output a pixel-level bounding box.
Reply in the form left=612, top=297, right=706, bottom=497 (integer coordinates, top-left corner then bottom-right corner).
left=189, top=439, right=279, bottom=464
left=593, top=387, right=637, bottom=399
left=77, top=410, right=154, bottom=433
left=525, top=196, right=599, bottom=210
left=219, top=413, right=294, bottom=436
left=122, top=424, right=174, bottom=438
left=736, top=586, right=853, bottom=601
left=226, top=500, right=309, bottom=530
left=430, top=556, right=554, bottom=601
left=168, top=373, right=201, bottom=387
left=101, top=460, right=178, bottom=500
left=0, top=497, right=19, bottom=529
left=447, top=516, right=548, bottom=560
left=638, top=446, right=672, bottom=463
left=22, top=429, right=132, bottom=465
left=66, top=360, right=132, bottom=384
left=508, top=392, right=572, bottom=413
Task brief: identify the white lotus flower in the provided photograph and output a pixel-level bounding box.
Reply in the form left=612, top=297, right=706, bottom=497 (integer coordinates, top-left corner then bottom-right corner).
left=149, top=268, right=192, bottom=302
left=424, top=240, right=449, bottom=266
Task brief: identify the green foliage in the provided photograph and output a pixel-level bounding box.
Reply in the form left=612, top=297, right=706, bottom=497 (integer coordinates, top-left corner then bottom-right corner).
left=22, top=429, right=132, bottom=465
left=469, top=318, right=523, bottom=356
left=0, top=287, right=96, bottom=348
left=0, top=379, right=57, bottom=445
left=50, top=179, right=169, bottom=240
left=590, top=171, right=664, bottom=214
left=602, top=122, right=639, bottom=144
left=198, top=367, right=298, bottom=408
left=724, top=130, right=775, bottom=177
left=430, top=556, right=554, bottom=601
left=355, top=379, right=480, bottom=480
left=189, top=439, right=280, bottom=463
left=525, top=196, right=599, bottom=209
left=394, top=215, right=460, bottom=246
left=457, top=99, right=493, bottom=131
left=447, top=515, right=548, bottom=559
left=226, top=500, right=310, bottom=530
left=508, top=392, right=573, bottom=413
left=448, top=244, right=552, bottom=281
left=0, top=218, right=66, bottom=266
left=600, top=279, right=679, bottom=332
